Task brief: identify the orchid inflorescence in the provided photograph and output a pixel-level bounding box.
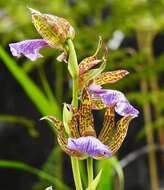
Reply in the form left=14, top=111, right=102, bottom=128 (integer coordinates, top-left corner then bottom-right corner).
left=9, top=7, right=139, bottom=189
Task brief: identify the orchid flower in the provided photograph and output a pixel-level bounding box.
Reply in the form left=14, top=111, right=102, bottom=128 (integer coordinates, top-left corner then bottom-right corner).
left=9, top=8, right=75, bottom=62
left=78, top=38, right=139, bottom=117
left=41, top=88, right=136, bottom=160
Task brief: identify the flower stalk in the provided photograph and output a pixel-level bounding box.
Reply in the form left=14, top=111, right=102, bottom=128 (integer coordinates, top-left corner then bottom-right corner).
left=87, top=157, right=94, bottom=187
left=67, top=38, right=83, bottom=190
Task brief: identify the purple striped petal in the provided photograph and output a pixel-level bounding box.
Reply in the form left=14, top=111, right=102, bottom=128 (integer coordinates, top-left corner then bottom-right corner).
left=9, top=39, right=49, bottom=61
left=67, top=136, right=112, bottom=157
left=89, top=84, right=139, bottom=117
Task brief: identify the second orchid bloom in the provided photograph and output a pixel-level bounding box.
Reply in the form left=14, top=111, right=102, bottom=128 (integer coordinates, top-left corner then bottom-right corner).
left=42, top=88, right=136, bottom=160
left=42, top=37, right=139, bottom=160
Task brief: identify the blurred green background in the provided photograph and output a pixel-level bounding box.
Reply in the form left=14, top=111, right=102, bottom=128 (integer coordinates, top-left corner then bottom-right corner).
left=0, top=0, right=164, bottom=190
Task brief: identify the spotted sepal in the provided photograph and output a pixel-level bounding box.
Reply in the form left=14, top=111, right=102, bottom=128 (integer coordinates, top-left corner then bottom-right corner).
left=68, top=107, right=80, bottom=138
left=98, top=105, right=115, bottom=145
left=91, top=96, right=106, bottom=110
left=107, top=115, right=135, bottom=155
left=94, top=70, right=129, bottom=85
left=40, top=115, right=64, bottom=133
left=79, top=37, right=102, bottom=75
left=79, top=88, right=96, bottom=137
left=79, top=57, right=101, bottom=75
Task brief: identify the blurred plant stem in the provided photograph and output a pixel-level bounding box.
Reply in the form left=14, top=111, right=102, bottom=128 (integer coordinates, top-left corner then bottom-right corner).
left=38, top=65, right=57, bottom=106
left=137, top=30, right=159, bottom=190
left=67, top=38, right=83, bottom=190
left=87, top=157, right=93, bottom=188
left=54, top=61, right=63, bottom=105
left=140, top=31, right=164, bottom=163
left=0, top=115, right=38, bottom=137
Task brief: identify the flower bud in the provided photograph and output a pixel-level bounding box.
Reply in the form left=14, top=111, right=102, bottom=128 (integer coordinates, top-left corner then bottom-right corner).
left=28, top=8, right=75, bottom=48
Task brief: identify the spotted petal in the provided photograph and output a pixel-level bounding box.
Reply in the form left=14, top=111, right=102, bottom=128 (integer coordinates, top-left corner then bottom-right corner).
left=9, top=39, right=49, bottom=61
left=79, top=57, right=101, bottom=75
left=67, top=136, right=112, bottom=158
left=89, top=84, right=139, bottom=117
left=40, top=115, right=63, bottom=133
left=107, top=115, right=135, bottom=155
left=94, top=70, right=129, bottom=85
left=91, top=96, right=106, bottom=110
left=40, top=115, right=71, bottom=153
left=68, top=107, right=80, bottom=138
left=41, top=115, right=85, bottom=159
left=98, top=105, right=115, bottom=145
left=79, top=88, right=96, bottom=137
left=79, top=37, right=102, bottom=75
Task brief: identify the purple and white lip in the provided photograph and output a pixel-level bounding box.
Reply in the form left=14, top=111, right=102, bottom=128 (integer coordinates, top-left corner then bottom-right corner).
left=9, top=39, right=49, bottom=61
left=89, top=84, right=139, bottom=117
left=67, top=136, right=112, bottom=157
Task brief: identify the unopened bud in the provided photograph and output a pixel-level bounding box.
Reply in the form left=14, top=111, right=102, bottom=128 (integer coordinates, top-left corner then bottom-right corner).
left=28, top=8, right=75, bottom=48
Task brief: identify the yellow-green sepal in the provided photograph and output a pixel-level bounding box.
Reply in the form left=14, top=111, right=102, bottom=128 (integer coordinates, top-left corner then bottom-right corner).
left=63, top=103, right=73, bottom=135
left=83, top=57, right=106, bottom=84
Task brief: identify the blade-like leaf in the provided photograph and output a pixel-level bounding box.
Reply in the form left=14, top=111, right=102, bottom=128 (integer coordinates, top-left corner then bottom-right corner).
left=96, top=157, right=124, bottom=190
left=86, top=169, right=102, bottom=190
left=110, top=157, right=124, bottom=190
left=0, top=160, right=70, bottom=190
left=34, top=147, right=63, bottom=190
left=0, top=46, right=60, bottom=118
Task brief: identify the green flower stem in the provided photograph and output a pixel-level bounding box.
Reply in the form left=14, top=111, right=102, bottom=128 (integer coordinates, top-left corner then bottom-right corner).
left=67, top=38, right=83, bottom=190
left=67, top=38, right=79, bottom=108
left=54, top=60, right=63, bottom=105
left=87, top=157, right=93, bottom=187
left=72, top=76, right=79, bottom=107
left=71, top=157, right=83, bottom=190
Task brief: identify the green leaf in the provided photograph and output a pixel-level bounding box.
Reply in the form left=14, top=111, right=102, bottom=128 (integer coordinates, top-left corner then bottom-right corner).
left=0, top=160, right=70, bottom=190
left=79, top=160, right=88, bottom=188
left=34, top=147, right=63, bottom=190
left=0, top=46, right=60, bottom=118
left=110, top=157, right=124, bottom=190
left=96, top=159, right=113, bottom=190
left=96, top=157, right=124, bottom=190
left=86, top=169, right=102, bottom=190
